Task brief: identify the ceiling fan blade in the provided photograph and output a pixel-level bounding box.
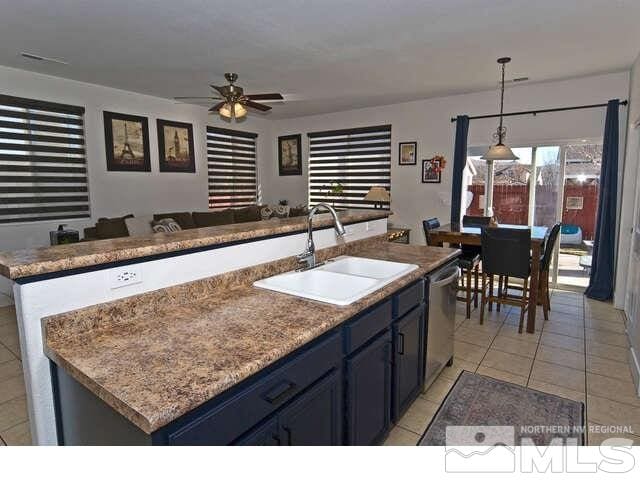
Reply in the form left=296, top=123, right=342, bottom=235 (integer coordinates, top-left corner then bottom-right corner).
left=245, top=93, right=284, bottom=101
left=174, top=96, right=221, bottom=100
left=208, top=101, right=226, bottom=112
left=210, top=84, right=227, bottom=96
left=243, top=100, right=272, bottom=112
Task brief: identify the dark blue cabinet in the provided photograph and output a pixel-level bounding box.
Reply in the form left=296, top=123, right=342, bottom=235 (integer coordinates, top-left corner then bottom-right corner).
left=234, top=417, right=280, bottom=445
left=345, top=330, right=393, bottom=445
left=392, top=305, right=425, bottom=421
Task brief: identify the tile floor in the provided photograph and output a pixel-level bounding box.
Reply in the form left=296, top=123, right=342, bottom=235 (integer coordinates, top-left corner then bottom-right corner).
left=0, top=291, right=637, bottom=446
left=385, top=289, right=640, bottom=446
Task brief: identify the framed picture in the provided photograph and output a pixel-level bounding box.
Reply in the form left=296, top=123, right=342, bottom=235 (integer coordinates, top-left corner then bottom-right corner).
left=157, top=119, right=196, bottom=173
left=103, top=111, right=150, bottom=172
left=399, top=142, right=417, bottom=165
left=278, top=134, right=302, bottom=176
left=422, top=158, right=442, bottom=183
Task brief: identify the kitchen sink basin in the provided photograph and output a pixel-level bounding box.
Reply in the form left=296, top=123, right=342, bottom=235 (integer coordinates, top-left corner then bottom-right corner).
left=253, top=256, right=418, bottom=306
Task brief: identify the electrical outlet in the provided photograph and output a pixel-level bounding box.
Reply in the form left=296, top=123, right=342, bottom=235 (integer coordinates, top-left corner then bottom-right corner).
left=109, top=265, right=143, bottom=289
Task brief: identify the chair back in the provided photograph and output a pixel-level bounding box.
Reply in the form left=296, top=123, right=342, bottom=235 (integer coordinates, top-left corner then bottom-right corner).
left=463, top=215, right=492, bottom=227
left=541, top=223, right=562, bottom=272
left=422, top=218, right=440, bottom=245
left=481, top=227, right=532, bottom=279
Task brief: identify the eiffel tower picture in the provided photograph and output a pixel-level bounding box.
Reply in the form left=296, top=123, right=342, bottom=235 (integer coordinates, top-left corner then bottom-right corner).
left=119, top=122, right=136, bottom=161
left=104, top=111, right=151, bottom=172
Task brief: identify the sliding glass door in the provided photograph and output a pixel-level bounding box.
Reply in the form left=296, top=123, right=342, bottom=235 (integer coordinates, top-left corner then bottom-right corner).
left=466, top=141, right=602, bottom=291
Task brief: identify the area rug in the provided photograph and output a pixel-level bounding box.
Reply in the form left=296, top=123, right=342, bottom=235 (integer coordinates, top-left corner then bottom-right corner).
left=419, top=371, right=584, bottom=446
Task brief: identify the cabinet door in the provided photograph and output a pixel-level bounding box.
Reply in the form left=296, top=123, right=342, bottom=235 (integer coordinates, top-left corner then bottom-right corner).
left=392, top=305, right=425, bottom=421
left=234, top=417, right=281, bottom=446
left=278, top=369, right=342, bottom=446
left=345, top=330, right=393, bottom=445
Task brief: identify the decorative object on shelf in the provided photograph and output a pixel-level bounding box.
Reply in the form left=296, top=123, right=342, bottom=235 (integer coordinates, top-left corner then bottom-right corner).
left=387, top=226, right=411, bottom=244
left=363, top=186, right=390, bottom=208
left=422, top=155, right=445, bottom=183
left=278, top=134, right=302, bottom=175
left=173, top=73, right=284, bottom=121
left=103, top=111, right=150, bottom=172
left=156, top=119, right=195, bottom=173
left=398, top=142, right=417, bottom=165
left=481, top=57, right=519, bottom=161
left=323, top=181, right=344, bottom=207
left=49, top=224, right=79, bottom=246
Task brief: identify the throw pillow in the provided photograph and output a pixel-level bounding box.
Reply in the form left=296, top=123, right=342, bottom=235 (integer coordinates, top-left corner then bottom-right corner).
left=153, top=212, right=196, bottom=230
left=124, top=215, right=154, bottom=237
left=95, top=216, right=131, bottom=239
left=289, top=204, right=309, bottom=217
left=272, top=205, right=290, bottom=218
left=260, top=206, right=273, bottom=220
left=151, top=218, right=182, bottom=234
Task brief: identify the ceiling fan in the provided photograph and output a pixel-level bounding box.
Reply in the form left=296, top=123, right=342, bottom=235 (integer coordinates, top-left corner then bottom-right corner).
left=174, top=73, right=283, bottom=120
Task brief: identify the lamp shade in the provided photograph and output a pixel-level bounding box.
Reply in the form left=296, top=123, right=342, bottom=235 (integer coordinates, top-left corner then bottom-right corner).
left=364, top=186, right=390, bottom=203
left=481, top=143, right=519, bottom=161
left=219, top=102, right=247, bottom=119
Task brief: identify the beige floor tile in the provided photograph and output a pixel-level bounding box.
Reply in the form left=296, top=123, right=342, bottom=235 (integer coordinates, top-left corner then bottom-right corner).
left=383, top=426, right=420, bottom=446
left=535, top=345, right=585, bottom=371
left=540, top=331, right=585, bottom=353
left=586, top=355, right=633, bottom=382
left=587, top=341, right=629, bottom=363
left=550, top=293, right=583, bottom=306
left=481, top=349, right=533, bottom=377
left=0, top=435, right=5, bottom=446
left=547, top=303, right=583, bottom=316
left=0, top=360, right=21, bottom=383
left=543, top=321, right=584, bottom=339
left=504, top=312, right=543, bottom=331
left=0, top=323, right=18, bottom=342
left=0, top=306, right=16, bottom=325
left=587, top=373, right=640, bottom=407
left=586, top=328, right=629, bottom=348
left=587, top=395, right=640, bottom=435
left=585, top=317, right=626, bottom=334
left=584, top=305, right=622, bottom=322
left=545, top=310, right=584, bottom=325
left=530, top=360, right=585, bottom=392
left=440, top=358, right=478, bottom=381
left=0, top=421, right=31, bottom=446
left=491, top=335, right=539, bottom=357
left=588, top=423, right=640, bottom=446
left=497, top=324, right=541, bottom=343
left=454, top=315, right=466, bottom=330
left=527, top=379, right=585, bottom=403
left=476, top=366, right=527, bottom=386
left=0, top=375, right=25, bottom=404
left=1, top=338, right=20, bottom=358
left=397, top=397, right=440, bottom=435
left=0, top=344, right=15, bottom=363
left=422, top=375, right=456, bottom=404
left=454, top=326, right=495, bottom=348
left=454, top=340, right=487, bottom=364
left=0, top=396, right=27, bottom=432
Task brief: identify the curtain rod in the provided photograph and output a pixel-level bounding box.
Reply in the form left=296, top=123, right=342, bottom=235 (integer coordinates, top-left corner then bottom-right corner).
left=450, top=100, right=628, bottom=123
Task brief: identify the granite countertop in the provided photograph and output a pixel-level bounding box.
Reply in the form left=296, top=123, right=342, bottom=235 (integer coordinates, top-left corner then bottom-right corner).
left=43, top=243, right=459, bottom=434
left=0, top=209, right=389, bottom=280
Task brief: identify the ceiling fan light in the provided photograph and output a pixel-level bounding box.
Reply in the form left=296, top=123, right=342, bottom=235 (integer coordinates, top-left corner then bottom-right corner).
left=234, top=102, right=247, bottom=118
left=219, top=102, right=233, bottom=118
left=481, top=143, right=520, bottom=161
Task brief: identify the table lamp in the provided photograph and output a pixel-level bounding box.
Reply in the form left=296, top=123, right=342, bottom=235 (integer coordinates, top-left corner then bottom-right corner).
left=364, top=186, right=390, bottom=209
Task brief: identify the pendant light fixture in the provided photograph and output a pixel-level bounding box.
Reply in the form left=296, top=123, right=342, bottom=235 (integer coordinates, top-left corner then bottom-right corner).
left=481, top=57, right=519, bottom=161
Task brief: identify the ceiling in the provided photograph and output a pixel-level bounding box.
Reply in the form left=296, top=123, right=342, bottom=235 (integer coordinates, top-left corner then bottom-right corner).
left=1, top=0, right=639, bottom=119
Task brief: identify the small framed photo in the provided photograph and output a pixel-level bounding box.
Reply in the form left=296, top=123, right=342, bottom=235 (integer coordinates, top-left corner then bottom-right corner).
left=399, top=142, right=417, bottom=165
left=278, top=134, right=302, bottom=176
left=103, top=111, right=150, bottom=172
left=157, top=119, right=196, bottom=173
left=422, top=158, right=442, bottom=183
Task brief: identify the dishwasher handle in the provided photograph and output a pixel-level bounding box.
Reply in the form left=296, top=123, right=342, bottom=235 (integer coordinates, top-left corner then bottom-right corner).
left=431, top=267, right=460, bottom=287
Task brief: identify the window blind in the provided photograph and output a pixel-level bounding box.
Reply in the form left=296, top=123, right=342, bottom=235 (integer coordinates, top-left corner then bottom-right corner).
left=206, top=126, right=258, bottom=209
left=0, top=94, right=89, bottom=224
left=308, top=124, right=391, bottom=209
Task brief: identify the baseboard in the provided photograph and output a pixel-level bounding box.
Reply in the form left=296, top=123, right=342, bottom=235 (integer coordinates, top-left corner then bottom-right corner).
left=630, top=347, right=640, bottom=397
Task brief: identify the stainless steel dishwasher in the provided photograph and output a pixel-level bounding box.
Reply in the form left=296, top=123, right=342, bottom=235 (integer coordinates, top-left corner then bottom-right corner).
left=423, top=261, right=460, bottom=391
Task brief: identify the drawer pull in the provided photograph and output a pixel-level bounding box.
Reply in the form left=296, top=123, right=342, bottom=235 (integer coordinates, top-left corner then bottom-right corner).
left=397, top=333, right=405, bottom=355
left=262, top=380, right=297, bottom=405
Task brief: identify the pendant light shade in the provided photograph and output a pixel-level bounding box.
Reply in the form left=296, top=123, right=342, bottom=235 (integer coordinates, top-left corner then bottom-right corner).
left=219, top=102, right=247, bottom=119
left=482, top=57, right=519, bottom=161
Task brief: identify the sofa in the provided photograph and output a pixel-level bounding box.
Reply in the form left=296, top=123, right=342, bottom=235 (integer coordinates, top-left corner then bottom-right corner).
left=83, top=204, right=308, bottom=241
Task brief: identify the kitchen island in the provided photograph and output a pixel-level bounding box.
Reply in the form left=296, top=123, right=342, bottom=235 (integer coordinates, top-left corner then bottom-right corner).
left=43, top=243, right=459, bottom=445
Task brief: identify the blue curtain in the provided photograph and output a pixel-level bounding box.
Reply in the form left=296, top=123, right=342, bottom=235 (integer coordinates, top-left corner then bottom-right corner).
left=585, top=99, right=620, bottom=301
left=450, top=115, right=469, bottom=225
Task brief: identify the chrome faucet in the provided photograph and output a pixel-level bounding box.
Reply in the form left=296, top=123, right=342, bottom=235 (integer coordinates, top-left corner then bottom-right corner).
left=297, top=203, right=346, bottom=270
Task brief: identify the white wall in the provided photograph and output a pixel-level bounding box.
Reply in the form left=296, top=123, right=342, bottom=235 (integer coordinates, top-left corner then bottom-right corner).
left=0, top=65, right=273, bottom=253
left=264, top=72, right=630, bottom=246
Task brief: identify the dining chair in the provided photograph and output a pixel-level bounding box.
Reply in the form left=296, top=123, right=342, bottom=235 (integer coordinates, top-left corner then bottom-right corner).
left=462, top=215, right=491, bottom=309
left=424, top=217, right=480, bottom=319
left=480, top=227, right=532, bottom=333
left=538, top=222, right=562, bottom=321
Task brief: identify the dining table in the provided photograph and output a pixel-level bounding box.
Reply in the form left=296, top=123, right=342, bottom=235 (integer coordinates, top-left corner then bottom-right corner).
left=427, top=223, right=549, bottom=334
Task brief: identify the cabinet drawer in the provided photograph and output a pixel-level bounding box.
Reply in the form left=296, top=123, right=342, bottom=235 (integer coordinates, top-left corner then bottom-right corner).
left=343, top=300, right=392, bottom=355
left=167, top=331, right=342, bottom=445
left=394, top=279, right=424, bottom=319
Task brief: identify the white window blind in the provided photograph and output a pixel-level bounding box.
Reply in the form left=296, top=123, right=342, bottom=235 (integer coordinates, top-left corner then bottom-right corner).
left=308, top=124, right=391, bottom=209
left=0, top=94, right=89, bottom=224
left=206, top=126, right=258, bottom=209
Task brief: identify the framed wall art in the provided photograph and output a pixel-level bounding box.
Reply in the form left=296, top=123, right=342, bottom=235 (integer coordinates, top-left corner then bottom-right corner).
left=103, top=111, right=150, bottom=172
left=157, top=119, right=196, bottom=173
left=399, top=141, right=417, bottom=165
left=278, top=134, right=302, bottom=176
left=422, top=157, right=442, bottom=183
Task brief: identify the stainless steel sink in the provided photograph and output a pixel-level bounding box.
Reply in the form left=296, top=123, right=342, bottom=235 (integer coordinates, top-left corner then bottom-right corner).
left=253, top=256, right=418, bottom=306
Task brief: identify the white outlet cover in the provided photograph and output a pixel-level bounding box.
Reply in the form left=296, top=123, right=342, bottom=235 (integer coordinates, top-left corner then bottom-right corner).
left=109, top=265, right=143, bottom=289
